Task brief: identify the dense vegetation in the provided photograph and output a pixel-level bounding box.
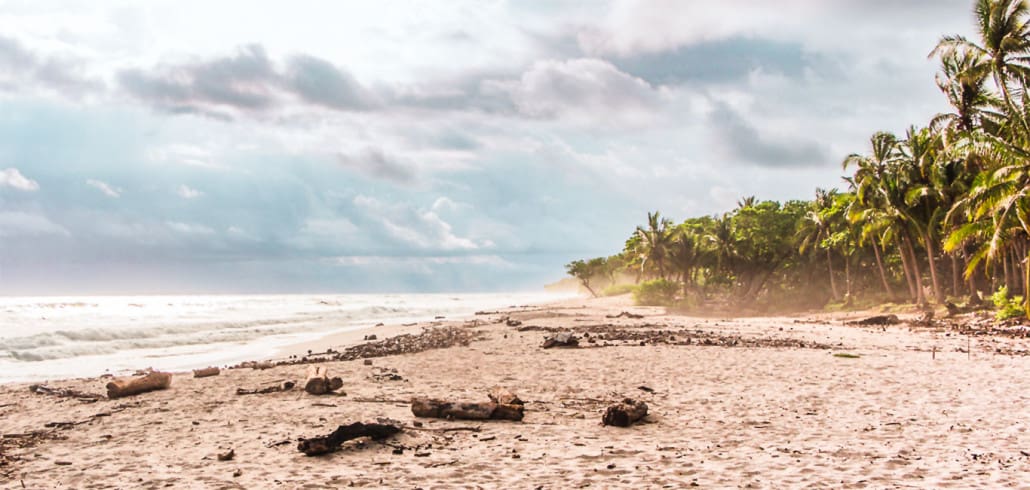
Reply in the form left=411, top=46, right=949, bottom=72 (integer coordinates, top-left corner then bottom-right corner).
left=567, top=0, right=1030, bottom=318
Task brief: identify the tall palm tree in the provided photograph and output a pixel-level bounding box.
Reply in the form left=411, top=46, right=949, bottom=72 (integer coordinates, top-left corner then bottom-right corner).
left=932, top=0, right=1030, bottom=132
left=635, top=211, right=673, bottom=280
left=799, top=188, right=840, bottom=300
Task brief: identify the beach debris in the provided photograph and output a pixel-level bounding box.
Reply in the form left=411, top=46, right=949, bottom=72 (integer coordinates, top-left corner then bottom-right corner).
left=28, top=384, right=103, bottom=403
left=236, top=381, right=295, bottom=395
left=542, top=332, right=579, bottom=349
left=304, top=366, right=344, bottom=395
left=370, top=367, right=403, bottom=382
left=217, top=449, right=235, bottom=461
left=488, top=387, right=523, bottom=406
left=363, top=359, right=374, bottom=365
left=848, top=314, right=900, bottom=326
left=278, top=326, right=480, bottom=366
left=297, top=421, right=403, bottom=456
left=193, top=367, right=220, bottom=378
left=412, top=389, right=525, bottom=421
left=106, top=371, right=172, bottom=399
left=602, top=398, right=648, bottom=427
left=364, top=334, right=377, bottom=341
left=606, top=311, right=644, bottom=319
left=504, top=317, right=523, bottom=327
left=235, top=360, right=274, bottom=370
left=637, top=385, right=655, bottom=393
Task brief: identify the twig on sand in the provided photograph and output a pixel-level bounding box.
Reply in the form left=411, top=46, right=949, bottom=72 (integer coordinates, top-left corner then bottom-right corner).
left=405, top=425, right=482, bottom=433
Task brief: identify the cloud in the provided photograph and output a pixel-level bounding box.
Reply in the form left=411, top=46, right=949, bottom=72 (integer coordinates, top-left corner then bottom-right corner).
left=285, top=55, right=379, bottom=110
left=0, top=168, right=39, bottom=191
left=0, top=211, right=69, bottom=237
left=0, top=35, right=104, bottom=96
left=119, top=44, right=378, bottom=118
left=489, top=58, right=661, bottom=121
left=707, top=102, right=828, bottom=167
left=177, top=184, right=203, bottom=199
left=353, top=194, right=480, bottom=251
left=166, top=221, right=215, bottom=235
left=86, top=179, right=122, bottom=198
left=337, top=148, right=416, bottom=184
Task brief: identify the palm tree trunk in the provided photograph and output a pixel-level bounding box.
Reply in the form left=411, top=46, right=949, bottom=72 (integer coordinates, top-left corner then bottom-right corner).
left=951, top=253, right=960, bottom=297
left=826, top=249, right=839, bottom=301
left=844, top=254, right=852, bottom=305
left=923, top=231, right=943, bottom=303
left=1004, top=250, right=1012, bottom=292
left=872, top=241, right=894, bottom=298
left=898, top=240, right=918, bottom=301
left=904, top=234, right=926, bottom=305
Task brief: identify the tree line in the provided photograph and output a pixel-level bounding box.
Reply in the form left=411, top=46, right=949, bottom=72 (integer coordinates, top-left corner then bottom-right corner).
left=567, top=0, right=1030, bottom=317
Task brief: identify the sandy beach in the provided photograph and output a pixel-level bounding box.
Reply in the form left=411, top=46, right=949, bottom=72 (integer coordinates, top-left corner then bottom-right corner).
left=3, top=296, right=1030, bottom=489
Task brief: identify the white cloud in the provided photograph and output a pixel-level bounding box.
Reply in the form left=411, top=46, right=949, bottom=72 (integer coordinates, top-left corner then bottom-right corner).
left=0, top=211, right=69, bottom=237
left=177, top=184, right=203, bottom=199
left=86, top=178, right=121, bottom=198
left=166, top=221, right=215, bottom=234
left=0, top=168, right=39, bottom=191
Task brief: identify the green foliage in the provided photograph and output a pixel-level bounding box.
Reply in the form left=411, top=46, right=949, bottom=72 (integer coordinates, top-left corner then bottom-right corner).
left=602, top=284, right=636, bottom=296
left=565, top=257, right=608, bottom=297
left=991, top=286, right=1025, bottom=320
left=633, top=278, right=679, bottom=306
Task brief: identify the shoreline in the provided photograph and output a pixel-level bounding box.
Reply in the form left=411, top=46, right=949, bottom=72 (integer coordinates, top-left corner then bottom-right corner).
left=3, top=296, right=1030, bottom=487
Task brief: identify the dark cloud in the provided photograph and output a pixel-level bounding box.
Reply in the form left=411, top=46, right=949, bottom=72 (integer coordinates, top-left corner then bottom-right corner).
left=285, top=55, right=378, bottom=110
left=337, top=148, right=416, bottom=184
left=611, top=37, right=831, bottom=85
left=708, top=102, right=828, bottom=167
left=0, top=35, right=104, bottom=95
left=118, top=45, right=378, bottom=118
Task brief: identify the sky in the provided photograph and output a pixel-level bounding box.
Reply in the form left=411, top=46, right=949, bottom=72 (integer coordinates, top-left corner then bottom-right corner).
left=0, top=0, right=973, bottom=295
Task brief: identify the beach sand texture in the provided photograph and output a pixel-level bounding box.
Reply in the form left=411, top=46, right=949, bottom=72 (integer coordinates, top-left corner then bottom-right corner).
left=3, top=296, right=1030, bottom=488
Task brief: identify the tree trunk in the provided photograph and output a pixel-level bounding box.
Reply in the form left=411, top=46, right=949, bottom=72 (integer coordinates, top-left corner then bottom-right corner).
left=411, top=398, right=524, bottom=421
left=898, top=239, right=918, bottom=301
left=951, top=253, right=960, bottom=297
left=844, top=253, right=852, bottom=302
left=602, top=398, right=648, bottom=427
left=826, top=248, right=839, bottom=301
left=923, top=231, right=943, bottom=303
left=297, top=422, right=402, bottom=456
left=903, top=234, right=926, bottom=305
left=872, top=241, right=895, bottom=298
left=304, top=366, right=343, bottom=395
left=106, top=371, right=172, bottom=399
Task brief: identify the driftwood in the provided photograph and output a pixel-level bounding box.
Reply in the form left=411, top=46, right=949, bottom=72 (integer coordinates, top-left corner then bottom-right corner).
left=28, top=384, right=103, bottom=402
left=304, top=366, right=344, bottom=395
left=848, top=314, right=900, bottom=326
left=488, top=387, right=523, bottom=406
left=236, top=381, right=295, bottom=395
left=297, top=422, right=403, bottom=456
left=606, top=311, right=644, bottom=319
left=542, top=332, right=579, bottom=349
left=193, top=367, right=220, bottom=378
left=602, top=398, right=648, bottom=427
left=106, top=371, right=171, bottom=399
left=411, top=398, right=524, bottom=421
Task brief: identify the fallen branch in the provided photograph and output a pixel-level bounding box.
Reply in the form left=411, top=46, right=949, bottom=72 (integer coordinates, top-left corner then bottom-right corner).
left=28, top=384, right=103, bottom=402
left=411, top=398, right=523, bottom=421
left=542, top=332, right=579, bottom=349
left=236, top=381, right=295, bottom=395
left=193, top=367, right=220, bottom=378
left=106, top=371, right=172, bottom=399
left=606, top=311, right=644, bottom=319
left=847, top=314, right=900, bottom=326
left=297, top=422, right=403, bottom=456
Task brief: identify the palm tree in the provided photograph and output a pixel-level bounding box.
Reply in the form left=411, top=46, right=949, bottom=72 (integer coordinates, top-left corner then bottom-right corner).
left=635, top=211, right=673, bottom=280
left=799, top=188, right=841, bottom=300
left=931, top=0, right=1030, bottom=132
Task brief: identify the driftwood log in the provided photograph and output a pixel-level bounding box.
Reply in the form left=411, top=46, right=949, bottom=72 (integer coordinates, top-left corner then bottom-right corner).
left=542, top=332, right=579, bottom=349
left=488, top=387, right=523, bottom=406
left=193, top=367, right=220, bottom=378
left=606, top=311, right=644, bottom=319
left=297, top=422, right=402, bottom=456
left=411, top=398, right=524, bottom=421
left=848, top=314, right=900, bottom=326
left=236, top=381, right=295, bottom=395
left=602, top=398, right=648, bottom=427
left=106, top=371, right=172, bottom=399
left=304, top=366, right=344, bottom=395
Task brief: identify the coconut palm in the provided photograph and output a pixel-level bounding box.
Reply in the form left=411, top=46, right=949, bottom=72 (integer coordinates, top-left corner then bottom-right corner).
left=635, top=211, right=673, bottom=280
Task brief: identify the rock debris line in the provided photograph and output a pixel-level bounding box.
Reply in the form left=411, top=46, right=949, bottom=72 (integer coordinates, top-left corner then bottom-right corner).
left=518, top=323, right=834, bottom=350
left=267, top=326, right=483, bottom=367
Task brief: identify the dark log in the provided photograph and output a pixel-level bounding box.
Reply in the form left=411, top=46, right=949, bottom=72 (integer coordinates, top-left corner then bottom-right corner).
left=847, top=314, right=900, bottom=326
left=542, top=332, right=579, bottom=349
left=488, top=387, right=523, bottom=406
left=297, top=422, right=402, bottom=456
left=236, top=381, right=295, bottom=395
left=193, top=367, right=220, bottom=378
left=602, top=398, right=648, bottom=427
left=106, top=371, right=172, bottom=399
left=411, top=398, right=524, bottom=421
left=606, top=311, right=644, bottom=319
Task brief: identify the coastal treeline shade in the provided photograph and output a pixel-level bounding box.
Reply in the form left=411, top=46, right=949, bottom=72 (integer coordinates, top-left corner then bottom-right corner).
left=567, top=0, right=1030, bottom=316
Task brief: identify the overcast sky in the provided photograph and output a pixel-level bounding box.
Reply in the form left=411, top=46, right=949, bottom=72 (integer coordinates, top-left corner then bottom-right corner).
left=0, top=0, right=972, bottom=294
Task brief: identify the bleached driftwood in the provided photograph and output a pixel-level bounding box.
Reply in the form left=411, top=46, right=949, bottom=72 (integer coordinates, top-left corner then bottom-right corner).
left=411, top=398, right=524, bottom=421
left=304, top=366, right=343, bottom=395
left=193, top=367, right=220, bottom=378
left=106, top=371, right=172, bottom=399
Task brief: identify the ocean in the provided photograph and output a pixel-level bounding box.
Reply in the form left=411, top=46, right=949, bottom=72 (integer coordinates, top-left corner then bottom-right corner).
left=0, top=292, right=568, bottom=383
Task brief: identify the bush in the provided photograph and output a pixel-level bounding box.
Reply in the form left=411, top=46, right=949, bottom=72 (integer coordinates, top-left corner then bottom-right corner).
left=992, top=286, right=1025, bottom=321
left=603, top=284, right=636, bottom=297
left=633, top=279, right=679, bottom=306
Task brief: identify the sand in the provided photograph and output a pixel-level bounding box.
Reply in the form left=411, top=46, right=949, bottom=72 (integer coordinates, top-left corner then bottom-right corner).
left=3, top=295, right=1030, bottom=488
